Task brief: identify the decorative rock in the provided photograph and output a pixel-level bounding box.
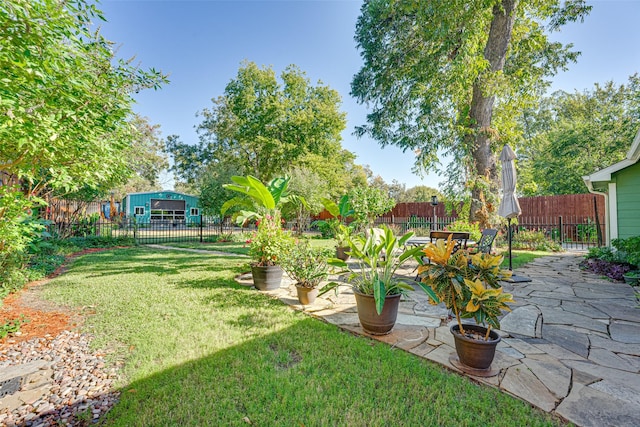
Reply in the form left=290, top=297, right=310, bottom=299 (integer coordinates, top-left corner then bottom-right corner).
left=0, top=331, right=120, bottom=426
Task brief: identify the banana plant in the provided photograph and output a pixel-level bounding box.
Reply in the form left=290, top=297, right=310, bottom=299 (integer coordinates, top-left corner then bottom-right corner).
left=221, top=175, right=305, bottom=225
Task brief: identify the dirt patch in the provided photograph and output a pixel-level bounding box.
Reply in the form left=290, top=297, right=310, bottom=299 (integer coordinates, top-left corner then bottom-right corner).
left=0, top=248, right=114, bottom=349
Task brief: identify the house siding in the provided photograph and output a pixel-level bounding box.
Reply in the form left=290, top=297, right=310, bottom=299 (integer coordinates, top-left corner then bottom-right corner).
left=614, top=162, right=640, bottom=239
left=121, top=191, right=201, bottom=224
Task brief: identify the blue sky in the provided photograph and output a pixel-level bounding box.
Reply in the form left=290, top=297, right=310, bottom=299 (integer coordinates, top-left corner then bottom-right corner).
left=96, top=0, right=640, bottom=190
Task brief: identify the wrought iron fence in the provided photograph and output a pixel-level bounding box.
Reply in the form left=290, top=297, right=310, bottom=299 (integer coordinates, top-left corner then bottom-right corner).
left=46, top=217, right=252, bottom=245
left=46, top=214, right=603, bottom=249
left=517, top=215, right=603, bottom=250
left=375, top=215, right=603, bottom=250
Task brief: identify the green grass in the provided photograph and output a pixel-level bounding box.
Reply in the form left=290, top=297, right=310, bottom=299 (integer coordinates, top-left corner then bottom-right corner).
left=500, top=250, right=555, bottom=270
left=165, top=236, right=338, bottom=255
left=40, top=247, right=565, bottom=426
left=165, top=241, right=251, bottom=255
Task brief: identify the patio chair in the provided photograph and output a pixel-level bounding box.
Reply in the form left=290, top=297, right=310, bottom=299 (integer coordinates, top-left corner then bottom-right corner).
left=467, top=228, right=498, bottom=255
left=414, top=231, right=470, bottom=281
left=429, top=231, right=469, bottom=253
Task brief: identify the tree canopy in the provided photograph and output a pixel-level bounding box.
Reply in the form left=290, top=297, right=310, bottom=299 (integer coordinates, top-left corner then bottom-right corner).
left=351, top=0, right=590, bottom=225
left=0, top=0, right=167, bottom=197
left=518, top=74, right=640, bottom=196
left=166, top=61, right=360, bottom=203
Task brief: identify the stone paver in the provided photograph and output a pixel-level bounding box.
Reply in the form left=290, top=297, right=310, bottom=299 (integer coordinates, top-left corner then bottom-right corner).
left=154, top=243, right=640, bottom=427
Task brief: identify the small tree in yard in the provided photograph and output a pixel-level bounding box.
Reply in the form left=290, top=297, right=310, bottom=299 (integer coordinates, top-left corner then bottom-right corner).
left=348, top=186, right=395, bottom=230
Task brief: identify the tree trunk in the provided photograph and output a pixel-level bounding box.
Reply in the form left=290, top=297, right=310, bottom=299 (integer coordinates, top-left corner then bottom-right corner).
left=469, top=0, right=518, bottom=226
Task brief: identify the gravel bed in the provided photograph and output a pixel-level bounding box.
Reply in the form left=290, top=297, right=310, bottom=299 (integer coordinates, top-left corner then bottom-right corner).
left=0, top=331, right=121, bottom=426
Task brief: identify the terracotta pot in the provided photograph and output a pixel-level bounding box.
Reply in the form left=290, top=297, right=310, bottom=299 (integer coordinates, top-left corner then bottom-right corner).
left=335, top=246, right=350, bottom=261
left=450, top=324, right=500, bottom=370
left=296, top=285, right=319, bottom=305
left=251, top=264, right=283, bottom=291
left=353, top=289, right=401, bottom=335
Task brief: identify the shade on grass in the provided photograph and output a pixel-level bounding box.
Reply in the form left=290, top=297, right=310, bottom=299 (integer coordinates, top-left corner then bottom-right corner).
left=42, top=247, right=565, bottom=426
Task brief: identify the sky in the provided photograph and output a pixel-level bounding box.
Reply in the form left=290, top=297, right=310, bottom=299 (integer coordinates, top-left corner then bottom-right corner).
left=95, top=0, right=640, bottom=190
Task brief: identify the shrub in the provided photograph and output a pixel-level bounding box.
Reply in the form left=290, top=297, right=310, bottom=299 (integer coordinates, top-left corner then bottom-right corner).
left=580, top=258, right=633, bottom=281
left=511, top=229, right=562, bottom=252
left=311, top=218, right=338, bottom=239
left=611, top=236, right=640, bottom=267
left=444, top=220, right=481, bottom=242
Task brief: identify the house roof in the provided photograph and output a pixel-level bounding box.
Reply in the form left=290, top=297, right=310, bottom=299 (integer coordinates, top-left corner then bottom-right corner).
left=583, top=128, right=640, bottom=191
left=125, top=190, right=198, bottom=198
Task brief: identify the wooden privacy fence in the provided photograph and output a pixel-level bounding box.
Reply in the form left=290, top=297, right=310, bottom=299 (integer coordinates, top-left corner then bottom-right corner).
left=314, top=193, right=606, bottom=248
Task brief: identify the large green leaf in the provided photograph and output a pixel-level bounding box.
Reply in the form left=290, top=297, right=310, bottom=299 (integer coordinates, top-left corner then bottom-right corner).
left=321, top=198, right=339, bottom=218
left=267, top=175, right=290, bottom=207
left=373, top=277, right=385, bottom=315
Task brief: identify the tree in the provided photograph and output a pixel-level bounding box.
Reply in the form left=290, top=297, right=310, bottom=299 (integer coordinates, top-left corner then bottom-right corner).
left=0, top=0, right=167, bottom=197
left=518, top=75, right=640, bottom=195
left=348, top=185, right=396, bottom=230
left=0, top=0, right=166, bottom=288
left=284, top=166, right=328, bottom=233
left=351, top=0, right=590, bottom=226
left=198, top=162, right=241, bottom=216
left=167, top=61, right=348, bottom=184
left=400, top=186, right=443, bottom=203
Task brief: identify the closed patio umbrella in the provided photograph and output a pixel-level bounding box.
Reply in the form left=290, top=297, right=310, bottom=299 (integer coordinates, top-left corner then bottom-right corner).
left=498, top=144, right=521, bottom=221
left=498, top=145, right=529, bottom=282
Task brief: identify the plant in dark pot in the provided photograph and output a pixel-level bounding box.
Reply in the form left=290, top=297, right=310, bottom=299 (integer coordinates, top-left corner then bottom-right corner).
left=320, top=225, right=425, bottom=335
left=313, top=195, right=355, bottom=261
left=417, top=236, right=514, bottom=374
left=281, top=241, right=332, bottom=305
left=222, top=175, right=301, bottom=290
left=622, top=270, right=640, bottom=285
left=247, top=213, right=294, bottom=290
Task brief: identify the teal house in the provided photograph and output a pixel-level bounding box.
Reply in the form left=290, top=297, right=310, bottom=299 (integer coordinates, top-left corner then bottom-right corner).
left=583, top=129, right=640, bottom=245
left=122, top=191, right=201, bottom=225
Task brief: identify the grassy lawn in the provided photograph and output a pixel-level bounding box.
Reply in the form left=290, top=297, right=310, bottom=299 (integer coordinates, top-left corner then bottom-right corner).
left=39, top=247, right=565, bottom=426
left=165, top=236, right=338, bottom=255
left=499, top=249, right=556, bottom=270
left=165, top=241, right=251, bottom=256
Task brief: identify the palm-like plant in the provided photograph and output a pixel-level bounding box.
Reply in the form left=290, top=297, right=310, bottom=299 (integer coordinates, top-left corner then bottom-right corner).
left=221, top=175, right=304, bottom=267
left=321, top=225, right=427, bottom=315
left=221, top=175, right=302, bottom=224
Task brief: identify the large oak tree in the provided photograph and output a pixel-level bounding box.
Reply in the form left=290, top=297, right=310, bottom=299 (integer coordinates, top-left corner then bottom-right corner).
left=351, top=0, right=590, bottom=225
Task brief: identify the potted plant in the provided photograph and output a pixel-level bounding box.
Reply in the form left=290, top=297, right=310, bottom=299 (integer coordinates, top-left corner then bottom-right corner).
left=314, top=195, right=355, bottom=261
left=248, top=213, right=295, bottom=290
left=622, top=270, right=640, bottom=285
left=281, top=241, right=331, bottom=304
left=333, top=222, right=354, bottom=261
left=417, top=235, right=514, bottom=372
left=320, top=225, right=425, bottom=335
left=222, top=175, right=303, bottom=290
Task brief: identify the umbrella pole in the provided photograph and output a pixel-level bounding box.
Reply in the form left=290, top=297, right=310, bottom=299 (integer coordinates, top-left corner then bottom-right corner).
left=508, top=217, right=513, bottom=271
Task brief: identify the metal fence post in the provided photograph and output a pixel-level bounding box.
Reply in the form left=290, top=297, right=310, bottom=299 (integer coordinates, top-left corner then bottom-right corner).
left=200, top=214, right=203, bottom=243
left=558, top=216, right=563, bottom=245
